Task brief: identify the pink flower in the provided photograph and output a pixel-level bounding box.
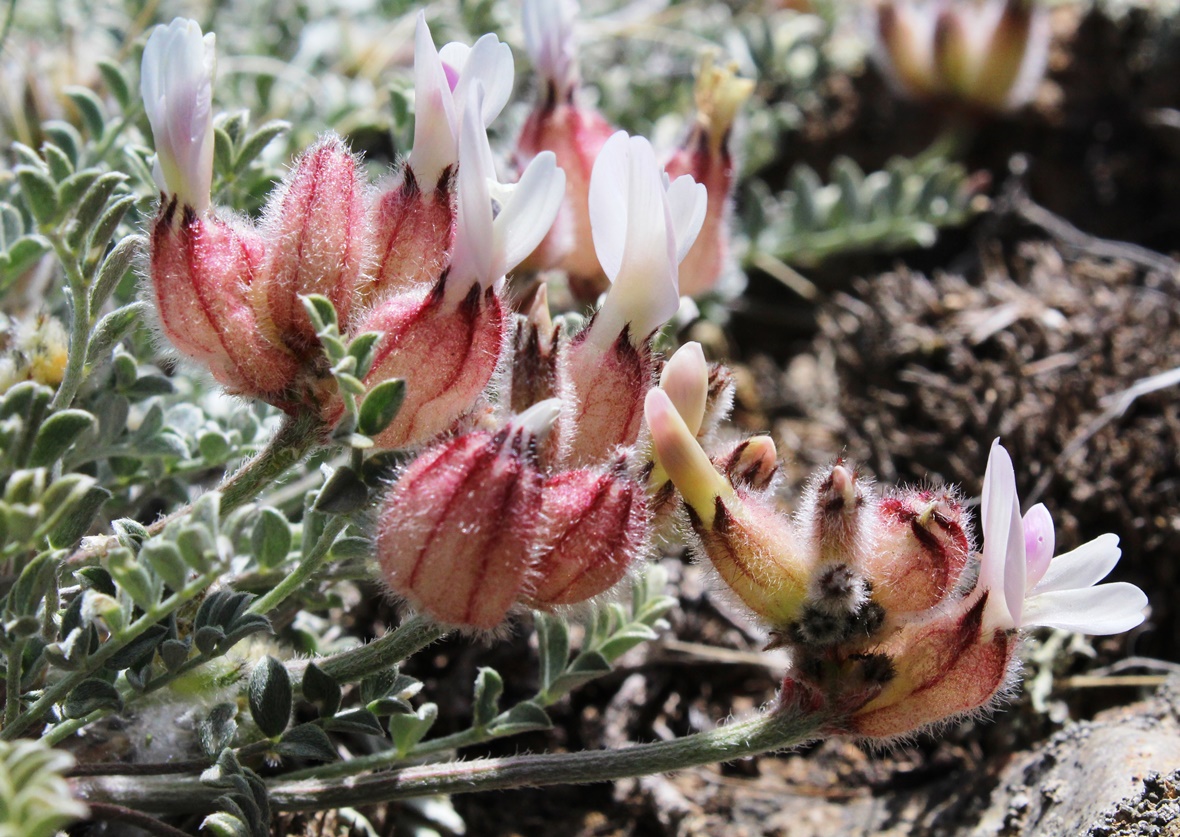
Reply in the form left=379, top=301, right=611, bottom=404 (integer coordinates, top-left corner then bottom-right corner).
left=979, top=439, right=1148, bottom=634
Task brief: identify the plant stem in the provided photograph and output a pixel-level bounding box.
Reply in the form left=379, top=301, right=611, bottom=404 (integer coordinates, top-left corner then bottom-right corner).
left=48, top=235, right=91, bottom=411
left=65, top=412, right=324, bottom=569
left=70, top=702, right=828, bottom=813
left=218, top=410, right=324, bottom=514
left=84, top=802, right=196, bottom=837
left=4, top=638, right=26, bottom=727
left=246, top=514, right=348, bottom=617
left=304, top=613, right=448, bottom=684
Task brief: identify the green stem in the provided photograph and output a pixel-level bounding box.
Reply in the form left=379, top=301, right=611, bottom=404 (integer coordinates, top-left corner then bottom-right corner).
left=2, top=569, right=218, bottom=740
left=65, top=412, right=324, bottom=569
left=309, top=613, right=447, bottom=684
left=70, top=702, right=828, bottom=813
left=4, top=638, right=26, bottom=727
left=47, top=235, right=91, bottom=411
left=246, top=514, right=348, bottom=617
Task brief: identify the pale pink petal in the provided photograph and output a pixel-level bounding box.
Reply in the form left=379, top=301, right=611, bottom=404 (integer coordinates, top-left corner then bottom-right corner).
left=494, top=151, right=565, bottom=276
left=1022, top=583, right=1148, bottom=635
left=522, top=0, right=578, bottom=89
left=1022, top=503, right=1055, bottom=589
left=659, top=341, right=708, bottom=437
left=979, top=439, right=1026, bottom=628
left=1030, top=533, right=1122, bottom=596
left=450, top=34, right=514, bottom=129
left=446, top=88, right=493, bottom=296
left=665, top=174, right=707, bottom=264
left=141, top=18, right=216, bottom=213
left=408, top=14, right=459, bottom=189
left=588, top=131, right=631, bottom=284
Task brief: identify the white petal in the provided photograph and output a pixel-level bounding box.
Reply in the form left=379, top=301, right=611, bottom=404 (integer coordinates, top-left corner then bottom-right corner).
left=408, top=14, right=459, bottom=189
left=447, top=88, right=494, bottom=296
left=140, top=19, right=216, bottom=213
left=979, top=439, right=1025, bottom=627
left=452, top=34, right=514, bottom=128
left=587, top=131, right=631, bottom=283
left=493, top=151, right=565, bottom=276
left=1022, top=582, right=1148, bottom=635
left=438, top=42, right=470, bottom=81
left=1022, top=503, right=1055, bottom=589
left=666, top=174, right=707, bottom=264
left=1031, top=533, right=1122, bottom=595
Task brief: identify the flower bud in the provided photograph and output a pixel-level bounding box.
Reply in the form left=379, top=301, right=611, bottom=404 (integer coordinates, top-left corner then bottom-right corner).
left=797, top=463, right=876, bottom=567
left=862, top=488, right=971, bottom=615
left=870, top=0, right=1050, bottom=112
left=848, top=592, right=1015, bottom=739
left=141, top=18, right=216, bottom=214
left=357, top=277, right=505, bottom=450
left=525, top=463, right=648, bottom=608
left=508, top=284, right=560, bottom=414
left=149, top=200, right=299, bottom=400
left=253, top=136, right=370, bottom=352
left=376, top=421, right=546, bottom=630
left=645, top=388, right=812, bottom=627
left=712, top=435, right=778, bottom=493
left=663, top=53, right=753, bottom=297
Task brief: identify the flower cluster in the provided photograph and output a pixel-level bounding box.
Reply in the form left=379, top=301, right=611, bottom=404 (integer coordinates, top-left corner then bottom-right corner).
left=143, top=16, right=561, bottom=445
left=647, top=364, right=1148, bottom=739
left=867, top=0, right=1050, bottom=112
left=141, top=15, right=711, bottom=629
left=376, top=132, right=708, bottom=630
left=142, top=10, right=1144, bottom=740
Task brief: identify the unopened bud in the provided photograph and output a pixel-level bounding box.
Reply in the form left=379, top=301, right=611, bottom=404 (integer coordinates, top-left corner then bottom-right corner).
left=798, top=462, right=875, bottom=567
left=664, top=53, right=753, bottom=297
left=864, top=488, right=971, bottom=615
left=254, top=136, right=370, bottom=352
left=712, top=435, right=778, bottom=492
left=509, top=284, right=560, bottom=414
left=646, top=388, right=812, bottom=627
left=149, top=201, right=299, bottom=400
left=358, top=277, right=506, bottom=450
left=376, top=424, right=545, bottom=630
left=526, top=464, right=648, bottom=608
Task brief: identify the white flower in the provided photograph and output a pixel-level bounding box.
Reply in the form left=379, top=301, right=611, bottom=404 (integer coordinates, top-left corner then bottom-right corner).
left=140, top=18, right=217, bottom=214
left=446, top=87, right=565, bottom=300
left=522, top=0, right=579, bottom=93
left=585, top=131, right=707, bottom=349
left=979, top=439, right=1147, bottom=635
left=407, top=14, right=514, bottom=191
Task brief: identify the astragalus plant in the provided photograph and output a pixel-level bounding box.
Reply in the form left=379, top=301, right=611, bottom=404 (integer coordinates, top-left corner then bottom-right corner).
left=0, top=2, right=1147, bottom=834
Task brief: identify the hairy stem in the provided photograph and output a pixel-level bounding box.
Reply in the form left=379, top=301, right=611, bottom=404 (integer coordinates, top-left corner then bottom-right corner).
left=47, top=236, right=91, bottom=411
left=71, top=701, right=827, bottom=813
left=305, top=613, right=448, bottom=684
